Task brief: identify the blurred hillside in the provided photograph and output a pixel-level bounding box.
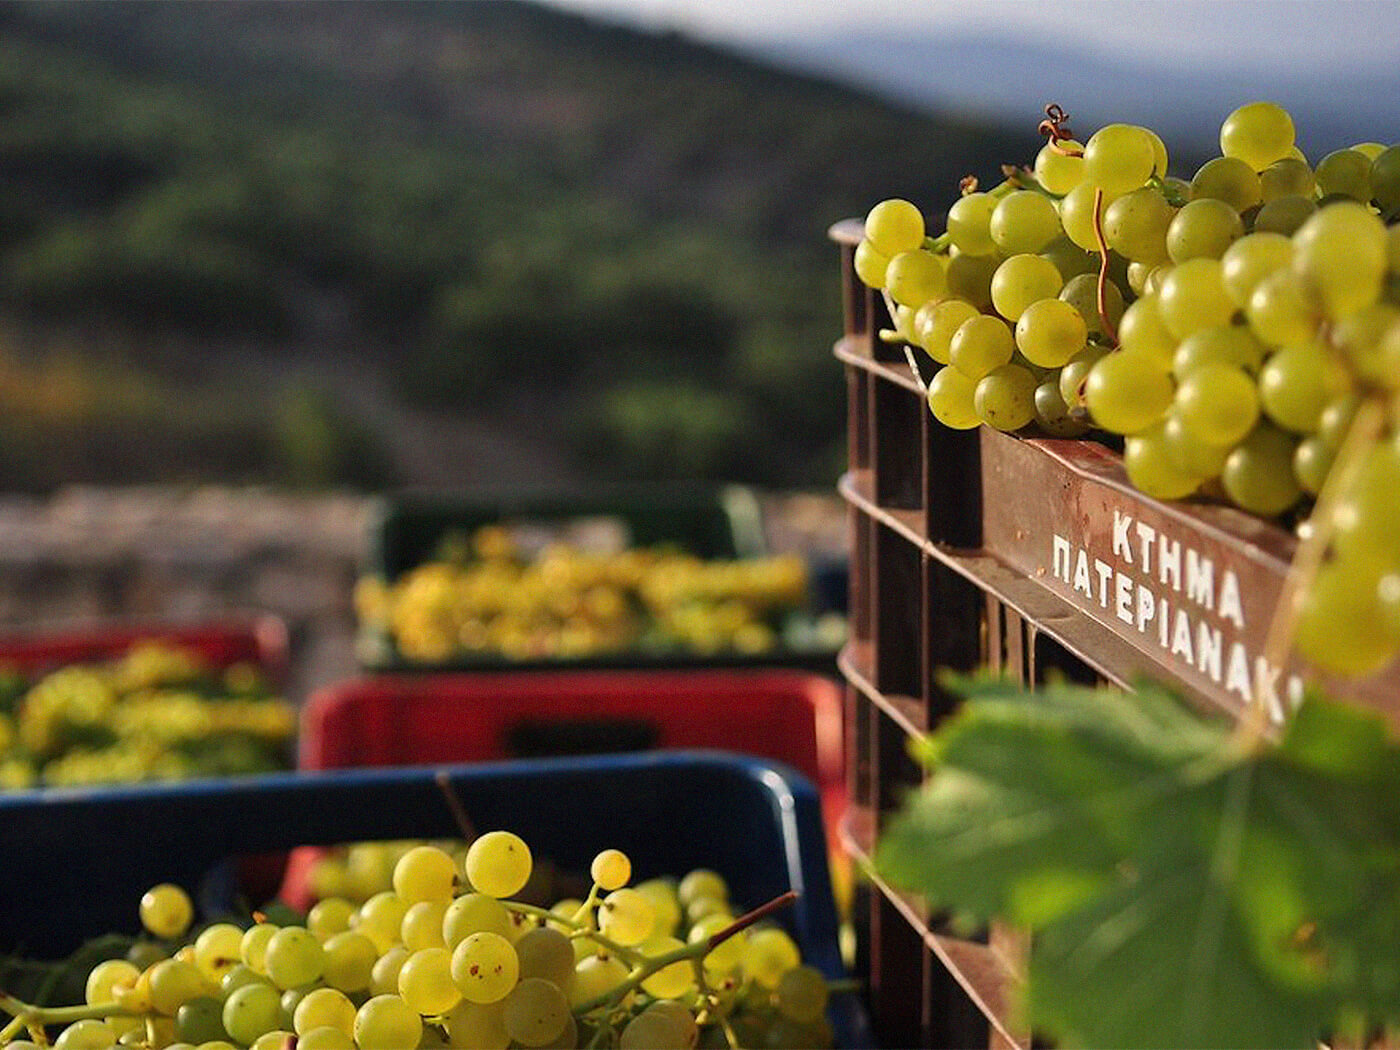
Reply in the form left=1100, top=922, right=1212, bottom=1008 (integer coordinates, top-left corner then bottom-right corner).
left=0, top=0, right=1032, bottom=492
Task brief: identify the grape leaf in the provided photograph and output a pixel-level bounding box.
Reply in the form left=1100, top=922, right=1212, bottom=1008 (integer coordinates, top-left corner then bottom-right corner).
left=1245, top=735, right=1400, bottom=1019
left=876, top=675, right=1231, bottom=926
left=1026, top=826, right=1325, bottom=1050
left=876, top=673, right=1400, bottom=1049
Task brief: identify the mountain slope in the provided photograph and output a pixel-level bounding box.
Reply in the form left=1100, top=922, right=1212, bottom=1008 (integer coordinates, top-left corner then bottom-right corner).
left=0, top=0, right=1033, bottom=490
left=748, top=29, right=1400, bottom=161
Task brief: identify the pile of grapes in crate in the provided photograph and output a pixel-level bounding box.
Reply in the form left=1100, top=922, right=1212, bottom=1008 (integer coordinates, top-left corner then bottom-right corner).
left=0, top=835, right=837, bottom=1050
left=0, top=642, right=295, bottom=789
left=355, top=524, right=842, bottom=665
left=856, top=101, right=1400, bottom=678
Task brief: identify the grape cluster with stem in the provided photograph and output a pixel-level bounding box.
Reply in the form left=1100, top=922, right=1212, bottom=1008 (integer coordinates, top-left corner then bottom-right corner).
left=856, top=101, right=1400, bottom=681
left=0, top=834, right=839, bottom=1049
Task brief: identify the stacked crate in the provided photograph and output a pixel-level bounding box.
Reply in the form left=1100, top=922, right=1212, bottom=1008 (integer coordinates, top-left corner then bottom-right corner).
left=829, top=218, right=1400, bottom=1050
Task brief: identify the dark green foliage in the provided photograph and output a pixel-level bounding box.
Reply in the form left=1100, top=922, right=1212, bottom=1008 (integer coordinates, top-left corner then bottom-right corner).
left=0, top=0, right=1032, bottom=487
left=0, top=933, right=134, bottom=1007
left=567, top=380, right=759, bottom=481
left=271, top=384, right=396, bottom=490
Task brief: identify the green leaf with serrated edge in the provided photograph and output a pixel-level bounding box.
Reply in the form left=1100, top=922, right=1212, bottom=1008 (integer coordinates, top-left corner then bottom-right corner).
left=878, top=678, right=1400, bottom=1049
left=878, top=676, right=1228, bottom=925
left=1039, top=740, right=1400, bottom=1046
left=936, top=670, right=1229, bottom=761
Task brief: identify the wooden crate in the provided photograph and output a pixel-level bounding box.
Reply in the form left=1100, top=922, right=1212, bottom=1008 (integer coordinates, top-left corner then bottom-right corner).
left=829, top=218, right=1400, bottom=1049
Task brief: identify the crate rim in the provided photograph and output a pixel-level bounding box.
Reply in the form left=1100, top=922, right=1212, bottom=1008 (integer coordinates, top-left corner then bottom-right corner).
left=0, top=610, right=292, bottom=689
left=0, top=746, right=809, bottom=806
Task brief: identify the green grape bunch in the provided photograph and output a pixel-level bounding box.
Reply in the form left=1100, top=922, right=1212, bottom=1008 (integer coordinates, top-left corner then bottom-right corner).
left=854, top=100, right=1400, bottom=682
left=354, top=526, right=838, bottom=666
left=0, top=837, right=841, bottom=1050
left=2, top=643, right=294, bottom=791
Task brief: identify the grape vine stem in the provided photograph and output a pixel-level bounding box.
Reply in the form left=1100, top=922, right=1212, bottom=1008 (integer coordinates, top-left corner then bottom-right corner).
left=570, top=890, right=798, bottom=1016
left=1089, top=188, right=1119, bottom=346
left=924, top=231, right=953, bottom=253
left=0, top=992, right=136, bottom=1040
left=903, top=345, right=930, bottom=394
left=1038, top=103, right=1083, bottom=157
left=880, top=289, right=930, bottom=394
left=505, top=898, right=651, bottom=967
left=1235, top=397, right=1387, bottom=752
left=707, top=890, right=798, bottom=951
left=433, top=769, right=478, bottom=843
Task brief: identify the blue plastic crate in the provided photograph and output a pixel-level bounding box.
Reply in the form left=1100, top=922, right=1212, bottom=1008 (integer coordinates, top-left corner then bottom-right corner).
left=0, top=750, right=868, bottom=1045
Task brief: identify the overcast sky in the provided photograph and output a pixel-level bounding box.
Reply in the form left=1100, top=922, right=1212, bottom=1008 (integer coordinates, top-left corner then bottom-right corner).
left=540, top=0, right=1400, bottom=73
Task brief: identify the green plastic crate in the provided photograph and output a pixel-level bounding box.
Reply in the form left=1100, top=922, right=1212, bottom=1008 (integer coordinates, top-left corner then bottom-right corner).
left=368, top=481, right=768, bottom=580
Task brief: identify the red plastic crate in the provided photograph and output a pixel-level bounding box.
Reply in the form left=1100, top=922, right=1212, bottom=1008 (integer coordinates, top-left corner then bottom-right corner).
left=0, top=613, right=291, bottom=689
left=300, top=667, right=847, bottom=851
